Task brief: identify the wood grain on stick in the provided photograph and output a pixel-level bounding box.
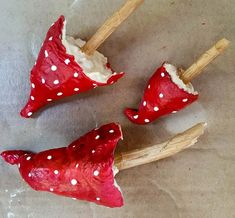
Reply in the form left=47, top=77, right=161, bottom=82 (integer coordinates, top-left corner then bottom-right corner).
left=115, top=123, right=207, bottom=171
left=181, top=38, right=230, bottom=84
left=82, top=0, right=144, bottom=55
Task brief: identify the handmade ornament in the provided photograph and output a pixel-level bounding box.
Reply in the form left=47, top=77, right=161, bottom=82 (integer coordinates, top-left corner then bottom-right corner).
left=1, top=122, right=206, bottom=207
left=125, top=39, right=230, bottom=124
left=21, top=0, right=144, bottom=118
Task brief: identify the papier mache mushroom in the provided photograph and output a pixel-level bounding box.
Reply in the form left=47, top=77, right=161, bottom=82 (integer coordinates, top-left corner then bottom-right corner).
left=1, top=122, right=206, bottom=208
left=125, top=39, right=230, bottom=124
left=21, top=0, right=144, bottom=118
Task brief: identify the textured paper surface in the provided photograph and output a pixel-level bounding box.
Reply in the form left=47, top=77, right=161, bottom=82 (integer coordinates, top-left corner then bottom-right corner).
left=0, top=0, right=234, bottom=217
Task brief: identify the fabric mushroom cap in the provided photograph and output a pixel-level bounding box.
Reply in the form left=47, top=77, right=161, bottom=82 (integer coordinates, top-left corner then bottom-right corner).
left=125, top=63, right=199, bottom=125
left=20, top=16, right=125, bottom=118
left=1, top=123, right=124, bottom=208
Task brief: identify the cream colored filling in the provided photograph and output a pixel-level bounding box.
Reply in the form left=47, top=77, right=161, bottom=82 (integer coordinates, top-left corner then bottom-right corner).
left=112, top=165, right=122, bottom=193
left=164, top=63, right=198, bottom=95
left=62, top=21, right=115, bottom=83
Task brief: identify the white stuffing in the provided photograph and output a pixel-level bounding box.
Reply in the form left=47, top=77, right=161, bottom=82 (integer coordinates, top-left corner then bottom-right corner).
left=62, top=21, right=115, bottom=83
left=164, top=63, right=198, bottom=95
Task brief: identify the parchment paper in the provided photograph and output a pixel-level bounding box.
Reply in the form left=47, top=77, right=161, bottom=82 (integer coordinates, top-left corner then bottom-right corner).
left=0, top=0, right=234, bottom=217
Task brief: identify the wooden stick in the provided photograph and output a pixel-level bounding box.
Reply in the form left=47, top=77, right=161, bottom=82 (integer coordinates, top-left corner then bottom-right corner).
left=81, top=0, right=144, bottom=55
left=114, top=122, right=206, bottom=171
left=180, top=38, right=230, bottom=84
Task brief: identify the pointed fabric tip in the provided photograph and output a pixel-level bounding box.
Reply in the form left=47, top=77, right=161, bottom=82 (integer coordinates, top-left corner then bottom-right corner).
left=1, top=150, right=32, bottom=165
left=1, top=123, right=124, bottom=208
left=20, top=16, right=125, bottom=118
left=125, top=63, right=199, bottom=125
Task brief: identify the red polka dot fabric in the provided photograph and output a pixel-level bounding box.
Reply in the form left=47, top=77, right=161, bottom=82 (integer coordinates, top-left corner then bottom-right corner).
left=20, top=16, right=125, bottom=118
left=1, top=123, right=124, bottom=208
left=125, top=64, right=199, bottom=124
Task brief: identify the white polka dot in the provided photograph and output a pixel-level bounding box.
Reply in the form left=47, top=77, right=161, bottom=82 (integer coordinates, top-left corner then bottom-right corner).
left=72, top=145, right=76, bottom=148
left=54, top=170, right=59, bottom=175
left=95, top=135, right=100, bottom=140
left=27, top=112, right=33, bottom=117
left=41, top=78, right=46, bottom=84
left=31, top=83, right=35, bottom=89
left=50, top=188, right=54, bottom=192
left=92, top=150, right=95, bottom=154
left=53, top=80, right=59, bottom=85
left=28, top=173, right=32, bottom=177
left=57, top=92, right=63, bottom=96
left=143, top=101, right=147, bottom=106
left=182, top=98, right=188, bottom=102
left=161, top=72, right=165, bottom=77
left=71, top=179, right=78, bottom=185
left=75, top=163, right=79, bottom=168
left=34, top=61, right=37, bottom=66
left=74, top=72, right=79, bottom=78
left=64, top=59, right=70, bottom=65
left=148, top=85, right=151, bottom=89
left=72, top=198, right=77, bottom=200
left=51, top=23, right=55, bottom=27
left=45, top=50, right=48, bottom=58
left=145, top=119, right=150, bottom=123
left=159, top=93, right=164, bottom=98
left=93, top=83, right=98, bottom=88
left=47, top=155, right=52, bottom=160
left=47, top=99, right=52, bottom=102
left=96, top=197, right=100, bottom=201
left=18, top=163, right=20, bottom=168
left=26, top=156, right=31, bottom=161
left=93, top=170, right=99, bottom=176
left=51, top=65, right=57, bottom=71
left=74, top=88, right=79, bottom=92
left=154, top=107, right=159, bottom=112
left=30, top=96, right=35, bottom=101
left=109, top=130, right=114, bottom=133
left=133, top=115, right=139, bottom=119
left=49, top=36, right=53, bottom=41
left=172, top=111, right=177, bottom=114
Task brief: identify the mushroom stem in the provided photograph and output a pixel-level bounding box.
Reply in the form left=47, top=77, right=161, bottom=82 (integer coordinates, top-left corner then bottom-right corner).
left=180, top=38, right=230, bottom=84
left=114, top=122, right=206, bottom=171
left=81, top=0, right=144, bottom=55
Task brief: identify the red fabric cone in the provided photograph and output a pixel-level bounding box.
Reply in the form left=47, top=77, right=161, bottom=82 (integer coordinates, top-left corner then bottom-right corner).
left=20, top=16, right=124, bottom=118
left=125, top=63, right=199, bottom=124
left=1, top=123, right=124, bottom=208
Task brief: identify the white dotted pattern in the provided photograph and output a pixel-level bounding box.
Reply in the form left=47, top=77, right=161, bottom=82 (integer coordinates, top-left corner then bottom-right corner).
left=57, top=92, right=63, bottom=96
left=53, top=80, right=59, bottom=85
left=133, top=115, right=139, bottom=119
left=51, top=65, right=57, bottom=71
left=54, top=170, right=59, bottom=175
left=143, top=101, right=147, bottom=106
left=93, top=170, right=99, bottom=176
left=159, top=93, right=164, bottom=98
left=74, top=72, right=79, bottom=78
left=71, top=179, right=78, bottom=185
left=182, top=98, right=188, bottom=102
left=45, top=50, right=48, bottom=58
left=154, top=107, right=159, bottom=112
left=145, top=119, right=150, bottom=123
left=27, top=112, right=33, bottom=117
left=65, top=59, right=70, bottom=65
left=47, top=155, right=52, bottom=160
left=95, top=135, right=100, bottom=140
